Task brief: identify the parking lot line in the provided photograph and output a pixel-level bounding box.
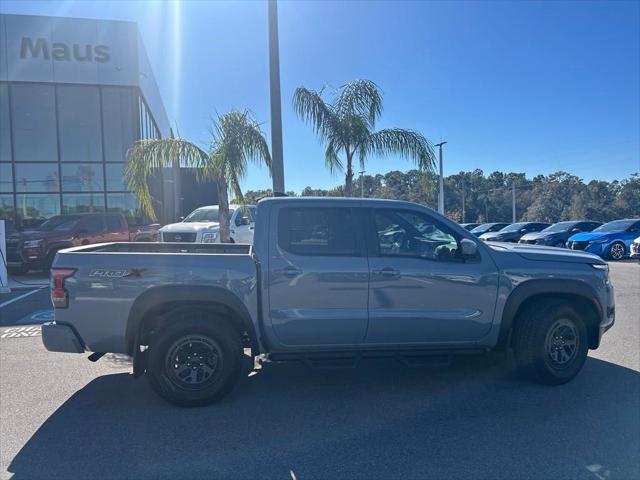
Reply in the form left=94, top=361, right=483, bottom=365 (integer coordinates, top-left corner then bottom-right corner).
left=0, top=288, right=45, bottom=309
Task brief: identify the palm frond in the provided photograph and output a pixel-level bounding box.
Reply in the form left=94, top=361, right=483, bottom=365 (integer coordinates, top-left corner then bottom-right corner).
left=335, top=79, right=383, bottom=128
left=325, top=140, right=344, bottom=174
left=126, top=138, right=209, bottom=221
left=368, top=128, right=435, bottom=172
left=292, top=87, right=338, bottom=139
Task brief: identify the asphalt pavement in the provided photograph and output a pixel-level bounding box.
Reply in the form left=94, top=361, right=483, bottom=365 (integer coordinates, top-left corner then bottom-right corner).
left=0, top=262, right=638, bottom=479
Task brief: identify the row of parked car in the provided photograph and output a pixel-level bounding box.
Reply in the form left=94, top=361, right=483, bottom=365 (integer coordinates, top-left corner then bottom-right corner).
left=4, top=205, right=639, bottom=275
left=460, top=219, right=640, bottom=261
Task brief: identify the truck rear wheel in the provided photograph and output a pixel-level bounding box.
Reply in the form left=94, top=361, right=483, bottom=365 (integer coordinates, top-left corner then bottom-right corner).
left=512, top=300, right=588, bottom=385
left=147, top=313, right=243, bottom=407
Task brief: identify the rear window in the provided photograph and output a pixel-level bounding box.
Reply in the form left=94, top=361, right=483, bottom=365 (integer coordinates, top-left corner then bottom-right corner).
left=278, top=207, right=357, bottom=256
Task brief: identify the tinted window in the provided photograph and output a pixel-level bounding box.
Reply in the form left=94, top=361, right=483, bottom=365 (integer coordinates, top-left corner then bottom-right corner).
left=11, top=85, right=57, bottom=162
left=374, top=209, right=460, bottom=261
left=79, top=216, right=104, bottom=233
left=61, top=164, right=105, bottom=192
left=0, top=164, right=13, bottom=193
left=15, top=194, right=61, bottom=226
left=14, top=163, right=59, bottom=192
left=62, top=194, right=106, bottom=214
left=0, top=85, right=10, bottom=162
left=102, top=88, right=137, bottom=162
left=105, top=216, right=123, bottom=231
left=0, top=195, right=15, bottom=222
left=278, top=207, right=357, bottom=256
left=58, top=86, right=103, bottom=162
left=105, top=163, right=127, bottom=190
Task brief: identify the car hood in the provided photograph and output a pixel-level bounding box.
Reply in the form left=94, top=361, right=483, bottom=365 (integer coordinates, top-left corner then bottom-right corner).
left=519, top=232, right=549, bottom=241
left=160, top=222, right=220, bottom=233
left=8, top=229, right=71, bottom=242
left=568, top=231, right=611, bottom=242
left=487, top=241, right=605, bottom=264
left=480, top=231, right=517, bottom=240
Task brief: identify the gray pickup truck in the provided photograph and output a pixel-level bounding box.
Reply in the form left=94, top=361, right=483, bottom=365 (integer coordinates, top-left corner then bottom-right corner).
left=42, top=198, right=615, bottom=407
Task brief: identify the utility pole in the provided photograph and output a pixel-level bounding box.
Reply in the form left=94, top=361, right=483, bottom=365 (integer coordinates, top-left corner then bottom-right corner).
left=359, top=170, right=365, bottom=198
left=512, top=183, right=516, bottom=222
left=268, top=0, right=285, bottom=195
left=434, top=141, right=447, bottom=215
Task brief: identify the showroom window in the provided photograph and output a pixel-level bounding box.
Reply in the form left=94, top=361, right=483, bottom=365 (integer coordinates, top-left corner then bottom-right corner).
left=0, top=195, right=15, bottom=223
left=11, top=84, right=57, bottom=162
left=15, top=193, right=61, bottom=228
left=102, top=88, right=137, bottom=162
left=107, top=192, right=141, bottom=223
left=105, top=163, right=128, bottom=190
left=0, top=85, right=11, bottom=162
left=58, top=86, right=103, bottom=162
left=61, top=164, right=105, bottom=192
left=62, top=193, right=106, bottom=214
left=0, top=163, right=13, bottom=192
left=14, top=163, right=60, bottom=193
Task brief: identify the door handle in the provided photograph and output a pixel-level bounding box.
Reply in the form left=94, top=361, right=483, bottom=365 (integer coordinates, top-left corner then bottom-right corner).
left=372, top=267, right=401, bottom=278
left=274, top=266, right=302, bottom=277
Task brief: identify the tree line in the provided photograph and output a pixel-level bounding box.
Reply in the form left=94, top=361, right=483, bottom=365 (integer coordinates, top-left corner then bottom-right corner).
left=239, top=169, right=640, bottom=223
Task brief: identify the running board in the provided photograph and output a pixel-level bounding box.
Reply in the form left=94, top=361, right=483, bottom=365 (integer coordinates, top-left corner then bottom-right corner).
left=268, top=349, right=482, bottom=369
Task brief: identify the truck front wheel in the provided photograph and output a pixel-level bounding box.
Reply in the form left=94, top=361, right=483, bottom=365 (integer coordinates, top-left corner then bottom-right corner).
left=147, top=314, right=243, bottom=407
left=512, top=300, right=588, bottom=385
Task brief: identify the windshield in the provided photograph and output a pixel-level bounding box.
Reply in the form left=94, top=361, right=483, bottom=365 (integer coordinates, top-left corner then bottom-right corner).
left=541, top=221, right=576, bottom=233
left=499, top=222, right=528, bottom=233
left=183, top=207, right=235, bottom=223
left=470, top=223, right=495, bottom=234
left=594, top=220, right=636, bottom=232
left=35, top=215, right=81, bottom=231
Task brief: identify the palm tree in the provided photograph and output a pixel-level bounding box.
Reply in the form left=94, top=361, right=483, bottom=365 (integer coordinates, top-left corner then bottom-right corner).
left=293, top=79, right=435, bottom=197
left=126, top=110, right=271, bottom=242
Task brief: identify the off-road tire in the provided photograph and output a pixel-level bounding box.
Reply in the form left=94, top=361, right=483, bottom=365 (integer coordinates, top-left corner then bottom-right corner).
left=512, top=300, right=588, bottom=385
left=148, top=312, right=243, bottom=407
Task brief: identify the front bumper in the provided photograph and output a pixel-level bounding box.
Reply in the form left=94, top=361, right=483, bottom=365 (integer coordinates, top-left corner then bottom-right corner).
left=41, top=322, right=85, bottom=353
left=630, top=243, right=640, bottom=259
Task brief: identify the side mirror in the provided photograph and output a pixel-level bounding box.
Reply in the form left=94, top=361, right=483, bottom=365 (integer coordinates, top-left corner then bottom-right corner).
left=460, top=238, right=478, bottom=258
left=571, top=228, right=580, bottom=233
left=239, top=216, right=250, bottom=226
left=520, top=228, right=527, bottom=233
left=178, top=216, right=185, bottom=221
left=74, top=228, right=88, bottom=238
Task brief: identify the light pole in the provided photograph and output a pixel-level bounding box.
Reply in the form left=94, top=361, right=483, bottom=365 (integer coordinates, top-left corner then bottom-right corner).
left=268, top=0, right=285, bottom=195
left=359, top=170, right=365, bottom=197
left=512, top=183, right=516, bottom=222
left=434, top=141, right=447, bottom=215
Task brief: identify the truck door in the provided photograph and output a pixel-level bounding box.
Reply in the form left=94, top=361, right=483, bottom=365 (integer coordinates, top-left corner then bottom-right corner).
left=267, top=204, right=369, bottom=347
left=104, top=215, right=130, bottom=242
left=365, top=207, right=499, bottom=345
left=75, top=216, right=107, bottom=245
left=231, top=208, right=254, bottom=244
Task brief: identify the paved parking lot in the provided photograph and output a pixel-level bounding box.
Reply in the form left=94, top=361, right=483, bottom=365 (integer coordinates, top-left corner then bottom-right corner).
left=1, top=262, right=638, bottom=479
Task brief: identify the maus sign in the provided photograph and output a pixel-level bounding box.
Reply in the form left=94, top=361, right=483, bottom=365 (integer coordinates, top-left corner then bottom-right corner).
left=20, top=37, right=111, bottom=63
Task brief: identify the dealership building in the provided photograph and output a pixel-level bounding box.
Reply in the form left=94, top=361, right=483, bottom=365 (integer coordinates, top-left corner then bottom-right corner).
left=0, top=13, right=192, bottom=228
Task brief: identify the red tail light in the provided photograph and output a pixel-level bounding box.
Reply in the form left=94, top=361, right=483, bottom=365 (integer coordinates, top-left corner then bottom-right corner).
left=50, top=268, right=76, bottom=309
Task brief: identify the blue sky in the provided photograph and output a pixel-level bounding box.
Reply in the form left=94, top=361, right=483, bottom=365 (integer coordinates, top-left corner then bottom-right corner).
left=2, top=0, right=639, bottom=193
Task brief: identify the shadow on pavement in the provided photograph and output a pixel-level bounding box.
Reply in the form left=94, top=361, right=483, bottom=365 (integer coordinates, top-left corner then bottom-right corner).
left=8, top=355, right=640, bottom=480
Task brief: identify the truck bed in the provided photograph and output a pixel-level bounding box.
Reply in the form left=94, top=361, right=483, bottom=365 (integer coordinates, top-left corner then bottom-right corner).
left=51, top=241, right=258, bottom=355
left=60, top=242, right=252, bottom=255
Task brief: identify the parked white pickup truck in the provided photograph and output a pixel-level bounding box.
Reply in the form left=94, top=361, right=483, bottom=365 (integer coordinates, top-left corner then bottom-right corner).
left=159, top=205, right=256, bottom=244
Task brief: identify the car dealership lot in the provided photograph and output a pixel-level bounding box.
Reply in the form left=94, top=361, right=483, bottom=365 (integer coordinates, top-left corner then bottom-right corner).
left=1, top=263, right=638, bottom=480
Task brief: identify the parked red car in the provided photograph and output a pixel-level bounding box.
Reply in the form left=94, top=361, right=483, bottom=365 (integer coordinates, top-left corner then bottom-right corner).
left=5, top=213, right=159, bottom=274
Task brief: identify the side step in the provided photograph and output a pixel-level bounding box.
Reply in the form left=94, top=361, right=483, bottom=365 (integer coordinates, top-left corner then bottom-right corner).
left=267, top=349, right=479, bottom=369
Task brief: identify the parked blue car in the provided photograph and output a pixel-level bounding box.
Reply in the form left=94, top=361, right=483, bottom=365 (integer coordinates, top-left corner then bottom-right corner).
left=567, top=218, right=640, bottom=260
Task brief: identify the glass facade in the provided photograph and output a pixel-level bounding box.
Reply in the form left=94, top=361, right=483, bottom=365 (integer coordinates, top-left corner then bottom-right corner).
left=0, top=82, right=162, bottom=228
